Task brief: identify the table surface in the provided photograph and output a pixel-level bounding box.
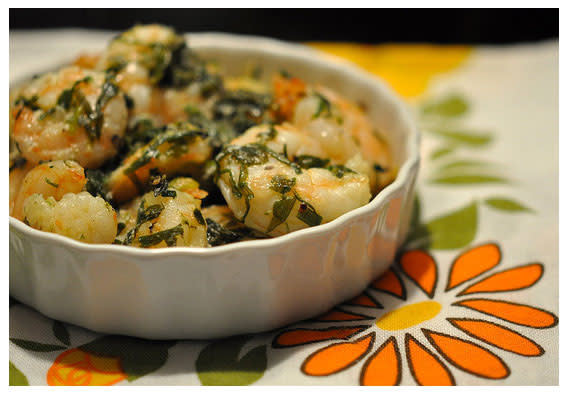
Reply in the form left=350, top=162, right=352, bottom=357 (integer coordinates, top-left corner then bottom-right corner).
left=9, top=31, right=559, bottom=386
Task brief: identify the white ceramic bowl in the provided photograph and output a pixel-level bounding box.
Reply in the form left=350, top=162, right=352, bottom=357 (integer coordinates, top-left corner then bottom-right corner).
left=9, top=33, right=420, bottom=339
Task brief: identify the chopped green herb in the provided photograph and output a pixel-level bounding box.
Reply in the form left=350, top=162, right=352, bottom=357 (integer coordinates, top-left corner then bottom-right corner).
left=373, top=163, right=387, bottom=172
left=116, top=222, right=126, bottom=235
left=123, top=227, right=137, bottom=245
left=14, top=95, right=40, bottom=119
left=294, top=192, right=323, bottom=227
left=257, top=126, right=278, bottom=143
left=105, top=61, right=127, bottom=76
left=14, top=95, right=40, bottom=110
left=193, top=209, right=205, bottom=226
left=123, top=119, right=163, bottom=155
left=137, top=204, right=164, bottom=226
left=270, top=175, right=296, bottom=194
left=123, top=93, right=134, bottom=109
left=56, top=76, right=92, bottom=110
left=212, top=90, right=272, bottom=135
left=327, top=164, right=355, bottom=178
left=9, top=156, right=27, bottom=172
left=45, top=178, right=59, bottom=188
left=149, top=170, right=177, bottom=198
left=85, top=169, right=107, bottom=198
left=267, top=195, right=296, bottom=232
left=138, top=224, right=184, bottom=247
left=38, top=107, right=56, bottom=121
left=312, top=92, right=331, bottom=119
left=184, top=104, right=201, bottom=117
left=279, top=70, right=292, bottom=79
left=205, top=218, right=251, bottom=246
left=294, top=155, right=330, bottom=169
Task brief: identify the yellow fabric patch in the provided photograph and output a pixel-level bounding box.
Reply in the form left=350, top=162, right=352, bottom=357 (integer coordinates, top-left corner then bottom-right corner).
left=376, top=301, right=442, bottom=330
left=308, top=43, right=471, bottom=99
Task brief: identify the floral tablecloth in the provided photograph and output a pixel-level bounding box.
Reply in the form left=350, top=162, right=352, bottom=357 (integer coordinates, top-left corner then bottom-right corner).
left=9, top=31, right=559, bottom=386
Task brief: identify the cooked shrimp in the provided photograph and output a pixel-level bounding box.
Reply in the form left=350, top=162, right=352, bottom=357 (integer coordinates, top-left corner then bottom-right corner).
left=23, top=192, right=117, bottom=244
left=12, top=160, right=86, bottom=221
left=98, top=24, right=184, bottom=82
left=215, top=124, right=371, bottom=236
left=116, top=177, right=207, bottom=248
left=10, top=66, right=129, bottom=168
left=300, top=85, right=396, bottom=193
left=272, top=74, right=395, bottom=193
left=106, top=122, right=212, bottom=203
left=96, top=24, right=186, bottom=120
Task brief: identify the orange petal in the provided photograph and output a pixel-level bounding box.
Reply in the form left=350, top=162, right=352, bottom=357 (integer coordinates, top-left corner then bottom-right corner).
left=371, top=268, right=407, bottom=299
left=447, top=318, right=544, bottom=356
left=422, top=329, right=510, bottom=379
left=47, top=349, right=126, bottom=386
left=400, top=250, right=438, bottom=298
left=446, top=243, right=501, bottom=291
left=452, top=298, right=558, bottom=328
left=273, top=325, right=369, bottom=348
left=458, top=263, right=543, bottom=296
left=302, top=332, right=374, bottom=376
left=345, top=292, right=382, bottom=308
left=405, top=334, right=455, bottom=386
left=360, top=337, right=401, bottom=386
left=314, top=308, right=374, bottom=322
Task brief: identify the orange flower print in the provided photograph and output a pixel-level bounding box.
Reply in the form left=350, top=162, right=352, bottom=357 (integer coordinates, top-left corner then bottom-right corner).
left=272, top=242, right=558, bottom=385
left=47, top=348, right=127, bottom=386
left=44, top=336, right=175, bottom=386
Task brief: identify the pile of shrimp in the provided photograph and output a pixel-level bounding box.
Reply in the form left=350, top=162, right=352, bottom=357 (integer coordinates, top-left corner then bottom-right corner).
left=9, top=24, right=395, bottom=248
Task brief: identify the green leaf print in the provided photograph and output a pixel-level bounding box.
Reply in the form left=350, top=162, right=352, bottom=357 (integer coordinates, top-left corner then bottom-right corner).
left=421, top=94, right=469, bottom=117
left=428, top=128, right=493, bottom=147
left=426, top=201, right=478, bottom=250
left=485, top=197, right=534, bottom=213
left=437, top=159, right=495, bottom=171
left=430, top=146, right=455, bottom=160
left=79, top=335, right=176, bottom=382
left=10, top=339, right=66, bottom=352
left=430, top=174, right=507, bottom=185
left=196, top=336, right=267, bottom=385
left=9, top=362, right=29, bottom=386
left=52, top=321, right=70, bottom=346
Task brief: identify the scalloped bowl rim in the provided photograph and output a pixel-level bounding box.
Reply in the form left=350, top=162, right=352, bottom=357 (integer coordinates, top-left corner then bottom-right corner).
left=9, top=32, right=420, bottom=258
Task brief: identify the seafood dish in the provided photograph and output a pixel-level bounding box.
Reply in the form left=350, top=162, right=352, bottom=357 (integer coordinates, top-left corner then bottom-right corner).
left=9, top=24, right=395, bottom=248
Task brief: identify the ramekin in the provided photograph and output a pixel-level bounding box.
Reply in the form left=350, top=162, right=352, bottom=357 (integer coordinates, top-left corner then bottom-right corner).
left=9, top=33, right=420, bottom=339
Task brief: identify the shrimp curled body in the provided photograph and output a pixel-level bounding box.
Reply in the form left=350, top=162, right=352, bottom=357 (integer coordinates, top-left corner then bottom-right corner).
left=216, top=124, right=371, bottom=236
left=11, top=66, right=129, bottom=168
left=23, top=192, right=118, bottom=244
left=12, top=160, right=86, bottom=221
left=116, top=177, right=208, bottom=248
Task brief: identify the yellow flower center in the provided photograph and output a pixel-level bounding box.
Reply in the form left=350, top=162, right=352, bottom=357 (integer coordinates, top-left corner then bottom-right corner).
left=376, top=301, right=442, bottom=331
